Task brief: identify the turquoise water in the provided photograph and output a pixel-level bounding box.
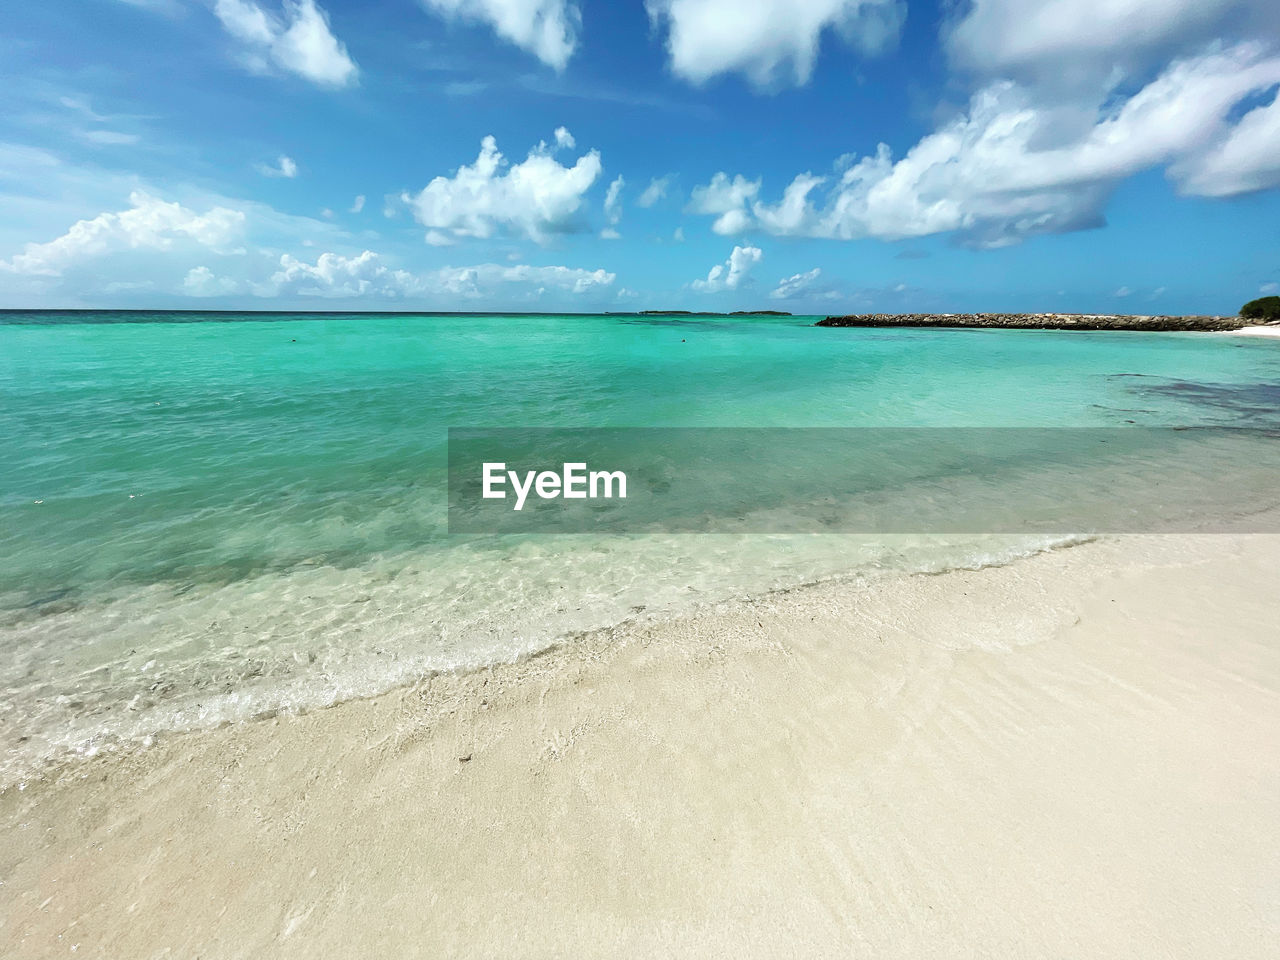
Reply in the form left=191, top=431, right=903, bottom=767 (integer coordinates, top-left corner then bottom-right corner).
left=3, top=311, right=1280, bottom=780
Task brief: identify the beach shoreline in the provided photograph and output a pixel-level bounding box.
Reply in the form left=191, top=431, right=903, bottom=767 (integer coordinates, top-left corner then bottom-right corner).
left=3, top=531, right=1278, bottom=958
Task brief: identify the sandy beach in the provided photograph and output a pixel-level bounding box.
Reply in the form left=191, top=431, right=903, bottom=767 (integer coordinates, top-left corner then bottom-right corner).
left=5, top=0, right=1280, bottom=953
left=2, top=531, right=1278, bottom=958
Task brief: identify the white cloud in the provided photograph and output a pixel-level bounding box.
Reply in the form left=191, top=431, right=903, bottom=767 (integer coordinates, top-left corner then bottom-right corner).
left=184, top=265, right=243, bottom=296
left=688, top=44, right=1280, bottom=247
left=691, top=244, right=762, bottom=292
left=753, top=173, right=825, bottom=234
left=1114, top=286, right=1133, bottom=298
left=947, top=0, right=1279, bottom=85
left=262, top=250, right=615, bottom=298
left=687, top=173, right=760, bottom=235
left=269, top=250, right=418, bottom=297
left=1171, top=92, right=1280, bottom=197
left=603, top=175, right=625, bottom=235
left=0, top=191, right=245, bottom=277
left=213, top=0, right=358, bottom=88
left=646, top=0, right=905, bottom=88
left=637, top=175, right=673, bottom=207
left=554, top=126, right=575, bottom=150
left=420, top=0, right=579, bottom=70
left=402, top=131, right=602, bottom=244
left=769, top=267, right=828, bottom=300
left=0, top=144, right=357, bottom=278
left=604, top=176, right=625, bottom=217
left=9, top=221, right=615, bottom=301
left=258, top=155, right=298, bottom=178
left=0, top=183, right=618, bottom=303
left=1260, top=282, right=1279, bottom=294
left=441, top=262, right=616, bottom=297
left=350, top=194, right=366, bottom=213
left=214, top=0, right=274, bottom=45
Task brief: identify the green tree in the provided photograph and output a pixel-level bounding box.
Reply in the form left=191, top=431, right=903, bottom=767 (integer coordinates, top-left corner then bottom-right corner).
left=1240, top=295, right=1280, bottom=320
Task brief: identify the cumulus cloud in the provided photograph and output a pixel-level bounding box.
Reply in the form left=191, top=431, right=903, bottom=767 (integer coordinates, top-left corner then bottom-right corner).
left=554, top=126, right=575, bottom=150
left=601, top=175, right=625, bottom=237
left=258, top=155, right=298, bottom=178
left=691, top=244, right=762, bottom=292
left=0, top=191, right=245, bottom=277
left=213, top=0, right=358, bottom=88
left=947, top=0, right=1280, bottom=86
left=646, top=0, right=905, bottom=87
left=268, top=250, right=419, bottom=297
left=637, top=175, right=673, bottom=207
left=687, top=44, right=1280, bottom=247
left=604, top=176, right=625, bottom=218
left=437, top=262, right=616, bottom=297
left=2, top=191, right=618, bottom=302
left=752, top=173, right=826, bottom=234
left=401, top=130, right=602, bottom=244
left=420, top=0, right=580, bottom=70
left=1171, top=92, right=1280, bottom=197
left=769, top=267, right=835, bottom=300
left=259, top=250, right=615, bottom=298
left=184, top=265, right=243, bottom=296
left=687, top=173, right=760, bottom=235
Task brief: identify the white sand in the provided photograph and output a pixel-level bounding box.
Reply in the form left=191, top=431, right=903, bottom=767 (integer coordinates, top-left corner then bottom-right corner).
left=1229, top=325, right=1280, bottom=337
left=2, top=532, right=1279, bottom=958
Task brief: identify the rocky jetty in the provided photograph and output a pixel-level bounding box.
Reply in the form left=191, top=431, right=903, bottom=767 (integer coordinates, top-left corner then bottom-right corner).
left=639, top=309, right=792, bottom=316
left=816, top=313, right=1247, bottom=331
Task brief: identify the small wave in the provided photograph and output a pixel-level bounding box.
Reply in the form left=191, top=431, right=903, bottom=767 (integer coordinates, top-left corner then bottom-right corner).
left=0, top=531, right=1093, bottom=787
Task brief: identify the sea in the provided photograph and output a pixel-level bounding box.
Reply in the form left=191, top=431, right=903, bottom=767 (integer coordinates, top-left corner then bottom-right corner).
left=3, top=310, right=1280, bottom=783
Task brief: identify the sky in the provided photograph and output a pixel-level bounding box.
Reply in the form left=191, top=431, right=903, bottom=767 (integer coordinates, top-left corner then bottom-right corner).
left=0, top=0, right=1278, bottom=314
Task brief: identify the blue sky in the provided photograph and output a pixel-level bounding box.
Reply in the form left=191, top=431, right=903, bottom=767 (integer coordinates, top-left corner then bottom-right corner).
left=1, top=0, right=1278, bottom=313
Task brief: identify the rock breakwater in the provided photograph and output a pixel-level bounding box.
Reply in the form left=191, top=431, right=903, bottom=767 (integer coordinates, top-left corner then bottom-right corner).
left=816, top=313, right=1248, bottom=331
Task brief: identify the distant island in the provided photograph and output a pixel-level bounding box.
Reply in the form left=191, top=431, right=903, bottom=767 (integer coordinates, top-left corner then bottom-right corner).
left=639, top=310, right=792, bottom=316
left=816, top=313, right=1252, bottom=331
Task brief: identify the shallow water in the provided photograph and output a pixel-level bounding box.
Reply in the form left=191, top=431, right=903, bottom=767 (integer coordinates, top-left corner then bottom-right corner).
left=3, top=311, right=1279, bottom=781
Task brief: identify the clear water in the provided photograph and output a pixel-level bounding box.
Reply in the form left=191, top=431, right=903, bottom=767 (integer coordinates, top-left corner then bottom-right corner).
left=3, top=311, right=1280, bottom=781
